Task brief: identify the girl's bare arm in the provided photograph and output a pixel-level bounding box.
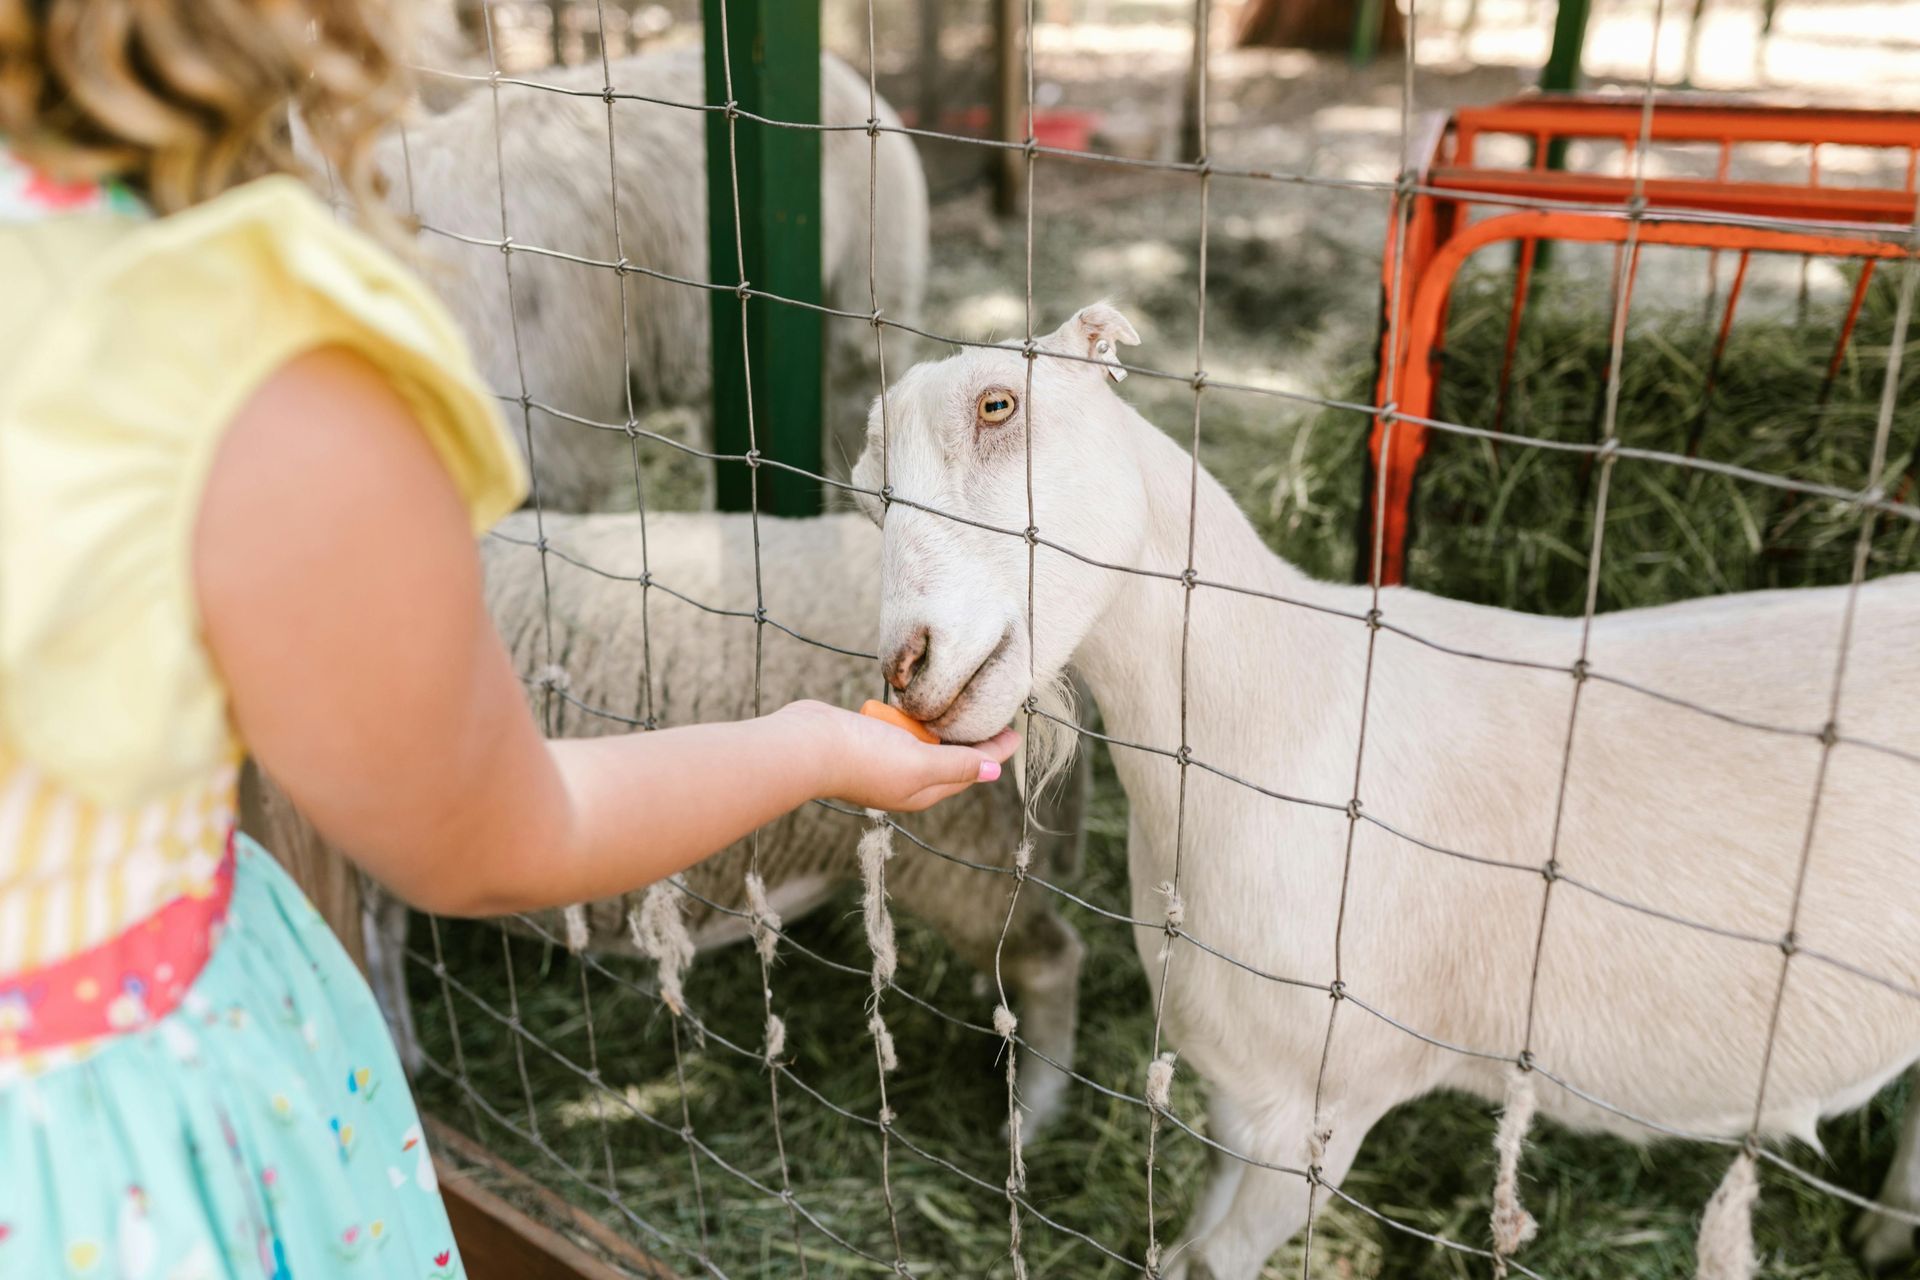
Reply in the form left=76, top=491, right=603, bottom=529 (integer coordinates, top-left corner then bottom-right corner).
left=193, top=347, right=1014, bottom=917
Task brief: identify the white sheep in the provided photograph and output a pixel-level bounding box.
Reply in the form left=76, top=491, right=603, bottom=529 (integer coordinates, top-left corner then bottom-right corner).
left=374, top=44, right=929, bottom=509
left=853, top=302, right=1920, bottom=1278
left=242, top=508, right=1089, bottom=1133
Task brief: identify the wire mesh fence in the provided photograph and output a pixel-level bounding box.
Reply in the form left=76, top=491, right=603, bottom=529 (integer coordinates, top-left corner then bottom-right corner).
left=366, top=2, right=1920, bottom=1276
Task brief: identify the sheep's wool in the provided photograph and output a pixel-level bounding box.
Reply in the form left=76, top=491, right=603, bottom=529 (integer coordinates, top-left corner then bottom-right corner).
left=858, top=822, right=897, bottom=992
left=562, top=904, right=589, bottom=954
left=1145, top=1053, right=1177, bottom=1113
left=1696, top=1152, right=1759, bottom=1280
left=743, top=870, right=782, bottom=965
left=629, top=882, right=695, bottom=1016
left=1491, top=1070, right=1540, bottom=1258
left=868, top=1011, right=897, bottom=1073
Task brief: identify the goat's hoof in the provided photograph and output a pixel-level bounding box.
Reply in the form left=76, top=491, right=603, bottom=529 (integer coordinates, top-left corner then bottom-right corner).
left=1853, top=1207, right=1920, bottom=1273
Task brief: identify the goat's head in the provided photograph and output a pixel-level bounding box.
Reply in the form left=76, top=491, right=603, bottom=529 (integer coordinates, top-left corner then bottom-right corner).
left=851, top=302, right=1146, bottom=751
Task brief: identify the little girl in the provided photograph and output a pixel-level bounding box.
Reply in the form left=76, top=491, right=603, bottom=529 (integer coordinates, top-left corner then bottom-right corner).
left=0, top=4, right=1014, bottom=1276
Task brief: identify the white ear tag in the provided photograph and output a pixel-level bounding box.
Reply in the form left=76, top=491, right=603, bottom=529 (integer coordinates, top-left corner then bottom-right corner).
left=1095, top=337, right=1127, bottom=383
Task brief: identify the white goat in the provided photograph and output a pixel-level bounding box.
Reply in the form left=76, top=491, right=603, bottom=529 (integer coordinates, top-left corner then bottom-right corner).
left=375, top=45, right=929, bottom=509
left=241, top=509, right=1089, bottom=1132
left=852, top=302, right=1920, bottom=1277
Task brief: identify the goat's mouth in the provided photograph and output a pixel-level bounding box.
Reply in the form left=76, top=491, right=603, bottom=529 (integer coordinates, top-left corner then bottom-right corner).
left=923, top=626, right=1017, bottom=736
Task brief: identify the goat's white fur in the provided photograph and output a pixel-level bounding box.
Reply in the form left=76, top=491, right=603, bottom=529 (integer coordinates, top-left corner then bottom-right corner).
left=239, top=510, right=1088, bottom=1133
left=370, top=45, right=929, bottom=508
left=854, top=302, right=1920, bottom=1277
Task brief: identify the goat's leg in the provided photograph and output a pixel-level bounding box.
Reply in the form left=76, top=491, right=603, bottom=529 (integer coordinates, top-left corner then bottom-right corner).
left=1183, top=1092, right=1251, bottom=1244
left=1856, top=1062, right=1920, bottom=1271
left=1165, top=1096, right=1373, bottom=1280
left=1000, top=907, right=1086, bottom=1139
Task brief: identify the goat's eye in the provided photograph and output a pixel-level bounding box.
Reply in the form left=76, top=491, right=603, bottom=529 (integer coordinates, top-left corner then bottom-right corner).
left=977, top=389, right=1017, bottom=425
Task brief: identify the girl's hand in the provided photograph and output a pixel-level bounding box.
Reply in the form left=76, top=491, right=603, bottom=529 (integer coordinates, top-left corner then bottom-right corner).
left=773, top=701, right=1020, bottom=813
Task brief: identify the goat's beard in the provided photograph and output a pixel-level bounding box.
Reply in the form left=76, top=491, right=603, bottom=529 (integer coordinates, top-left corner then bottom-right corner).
left=1013, top=669, right=1080, bottom=804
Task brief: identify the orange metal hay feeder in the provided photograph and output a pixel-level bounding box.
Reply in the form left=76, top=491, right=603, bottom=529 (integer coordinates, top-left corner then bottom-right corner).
left=1360, top=95, right=1920, bottom=587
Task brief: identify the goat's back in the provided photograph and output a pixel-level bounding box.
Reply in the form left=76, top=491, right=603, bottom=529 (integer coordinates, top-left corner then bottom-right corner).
left=375, top=46, right=927, bottom=509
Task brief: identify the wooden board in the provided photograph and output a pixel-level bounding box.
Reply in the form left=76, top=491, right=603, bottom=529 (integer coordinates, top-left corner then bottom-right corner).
left=430, top=1119, right=682, bottom=1280
left=238, top=760, right=366, bottom=971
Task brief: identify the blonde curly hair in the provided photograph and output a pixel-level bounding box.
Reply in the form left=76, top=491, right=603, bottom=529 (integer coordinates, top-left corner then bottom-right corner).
left=0, top=0, right=416, bottom=224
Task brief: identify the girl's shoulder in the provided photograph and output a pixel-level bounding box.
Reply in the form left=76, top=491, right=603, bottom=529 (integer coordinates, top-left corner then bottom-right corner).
left=0, top=167, right=528, bottom=809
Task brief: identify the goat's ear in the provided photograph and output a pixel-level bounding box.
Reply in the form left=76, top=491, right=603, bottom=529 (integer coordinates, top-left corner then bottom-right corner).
left=1052, top=302, right=1141, bottom=382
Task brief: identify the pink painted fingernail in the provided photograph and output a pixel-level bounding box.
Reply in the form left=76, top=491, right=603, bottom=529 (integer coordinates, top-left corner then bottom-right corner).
left=978, top=760, right=1001, bottom=782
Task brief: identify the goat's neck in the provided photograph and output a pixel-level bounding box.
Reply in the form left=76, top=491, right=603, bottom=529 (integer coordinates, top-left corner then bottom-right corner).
left=1070, top=412, right=1354, bottom=782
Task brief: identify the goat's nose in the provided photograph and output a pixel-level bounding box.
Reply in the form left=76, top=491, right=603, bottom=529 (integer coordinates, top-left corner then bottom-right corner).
left=883, top=628, right=930, bottom=691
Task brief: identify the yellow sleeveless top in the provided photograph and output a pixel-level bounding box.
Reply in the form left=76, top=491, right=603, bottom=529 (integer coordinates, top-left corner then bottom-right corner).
left=0, top=170, right=528, bottom=975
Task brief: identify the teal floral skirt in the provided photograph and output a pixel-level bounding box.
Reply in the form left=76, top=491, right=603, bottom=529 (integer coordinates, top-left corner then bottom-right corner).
left=0, top=836, right=462, bottom=1280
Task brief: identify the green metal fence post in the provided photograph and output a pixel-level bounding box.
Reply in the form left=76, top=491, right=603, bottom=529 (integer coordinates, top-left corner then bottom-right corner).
left=1531, top=0, right=1592, bottom=274
left=1540, top=0, right=1590, bottom=169
left=1350, top=0, right=1386, bottom=66
left=703, top=0, right=824, bottom=515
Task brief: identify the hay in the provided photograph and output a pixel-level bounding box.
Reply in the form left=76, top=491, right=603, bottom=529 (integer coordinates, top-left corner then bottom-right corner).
left=1270, top=264, right=1920, bottom=613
